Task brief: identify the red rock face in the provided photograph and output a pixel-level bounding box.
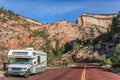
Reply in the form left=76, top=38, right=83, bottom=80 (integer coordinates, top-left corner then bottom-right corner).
left=0, top=14, right=44, bottom=52
left=45, top=21, right=80, bottom=48
left=77, top=13, right=117, bottom=28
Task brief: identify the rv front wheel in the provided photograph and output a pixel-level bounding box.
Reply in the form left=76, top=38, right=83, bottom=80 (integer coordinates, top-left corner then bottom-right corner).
left=24, top=70, right=30, bottom=78
left=5, top=73, right=11, bottom=78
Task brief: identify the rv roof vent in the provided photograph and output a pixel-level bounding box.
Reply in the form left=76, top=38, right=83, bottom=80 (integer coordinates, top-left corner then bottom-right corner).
left=26, top=48, right=34, bottom=50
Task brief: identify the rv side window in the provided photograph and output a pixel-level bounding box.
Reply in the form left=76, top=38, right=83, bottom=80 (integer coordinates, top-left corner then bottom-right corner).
left=37, top=56, right=40, bottom=64
left=32, top=52, right=35, bottom=56
left=34, top=61, right=36, bottom=64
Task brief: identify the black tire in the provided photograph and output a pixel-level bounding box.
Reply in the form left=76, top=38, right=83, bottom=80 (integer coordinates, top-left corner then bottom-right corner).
left=24, top=70, right=30, bottom=78
left=5, top=73, right=11, bottom=78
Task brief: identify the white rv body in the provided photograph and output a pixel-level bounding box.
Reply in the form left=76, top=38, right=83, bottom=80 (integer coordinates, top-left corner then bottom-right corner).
left=7, top=48, right=47, bottom=78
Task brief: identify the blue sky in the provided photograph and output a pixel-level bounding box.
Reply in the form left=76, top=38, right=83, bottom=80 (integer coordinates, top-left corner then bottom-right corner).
left=0, top=0, right=120, bottom=23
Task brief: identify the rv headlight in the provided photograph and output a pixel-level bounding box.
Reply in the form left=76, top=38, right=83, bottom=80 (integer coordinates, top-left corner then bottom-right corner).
left=22, top=68, right=27, bottom=71
left=8, top=68, right=12, bottom=71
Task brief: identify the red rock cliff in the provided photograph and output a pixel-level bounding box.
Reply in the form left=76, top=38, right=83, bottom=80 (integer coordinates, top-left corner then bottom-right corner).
left=77, top=13, right=117, bottom=28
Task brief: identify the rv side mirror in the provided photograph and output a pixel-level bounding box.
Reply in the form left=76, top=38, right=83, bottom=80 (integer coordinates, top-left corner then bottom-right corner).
left=34, top=61, right=36, bottom=65
left=30, top=61, right=36, bottom=66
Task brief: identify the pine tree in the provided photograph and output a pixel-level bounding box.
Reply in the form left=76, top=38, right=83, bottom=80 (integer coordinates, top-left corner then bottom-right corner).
left=44, top=39, right=55, bottom=65
left=111, top=14, right=120, bottom=33
left=55, top=39, right=65, bottom=58
left=72, top=42, right=80, bottom=52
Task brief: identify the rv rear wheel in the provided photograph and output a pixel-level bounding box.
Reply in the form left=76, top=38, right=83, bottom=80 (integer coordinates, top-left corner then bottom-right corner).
left=24, top=70, right=30, bottom=78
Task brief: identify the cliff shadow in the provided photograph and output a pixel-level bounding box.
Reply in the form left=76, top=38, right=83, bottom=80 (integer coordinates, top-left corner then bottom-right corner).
left=62, top=13, right=120, bottom=63
left=91, top=14, right=120, bottom=57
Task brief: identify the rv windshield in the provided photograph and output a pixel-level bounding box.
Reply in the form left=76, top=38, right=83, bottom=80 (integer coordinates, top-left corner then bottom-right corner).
left=12, top=58, right=30, bottom=64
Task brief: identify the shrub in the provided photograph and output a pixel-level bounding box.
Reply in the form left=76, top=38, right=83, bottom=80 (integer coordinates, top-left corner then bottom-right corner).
left=110, top=43, right=120, bottom=68
left=69, top=55, right=75, bottom=64
left=86, top=56, right=104, bottom=63
left=103, top=58, right=112, bottom=66
left=116, top=43, right=120, bottom=54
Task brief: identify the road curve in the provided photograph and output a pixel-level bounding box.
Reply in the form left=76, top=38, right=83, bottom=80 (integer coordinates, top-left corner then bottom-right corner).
left=0, top=63, right=120, bottom=80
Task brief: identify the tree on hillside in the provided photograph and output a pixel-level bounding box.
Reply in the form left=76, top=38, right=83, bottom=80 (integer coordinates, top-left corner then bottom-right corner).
left=0, top=7, right=19, bottom=19
left=72, top=42, right=80, bottom=52
left=55, top=39, right=65, bottom=59
left=110, top=14, right=120, bottom=33
left=0, top=7, right=7, bottom=14
left=43, top=39, right=55, bottom=66
left=89, top=27, right=94, bottom=44
left=39, top=27, right=49, bottom=40
left=109, top=43, right=120, bottom=67
left=115, top=43, right=120, bottom=59
left=29, top=27, right=55, bottom=66
left=30, top=27, right=49, bottom=40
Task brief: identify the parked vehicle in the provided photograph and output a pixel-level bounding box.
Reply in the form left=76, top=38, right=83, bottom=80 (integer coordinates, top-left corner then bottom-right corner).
left=7, top=48, right=47, bottom=78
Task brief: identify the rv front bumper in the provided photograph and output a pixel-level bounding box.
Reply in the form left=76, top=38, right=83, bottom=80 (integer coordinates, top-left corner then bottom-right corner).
left=7, top=70, right=26, bottom=75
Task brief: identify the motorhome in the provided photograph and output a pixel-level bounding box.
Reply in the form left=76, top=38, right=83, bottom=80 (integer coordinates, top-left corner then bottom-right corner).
left=7, top=48, right=47, bottom=78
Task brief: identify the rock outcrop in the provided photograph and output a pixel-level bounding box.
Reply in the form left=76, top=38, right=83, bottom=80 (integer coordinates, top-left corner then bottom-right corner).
left=45, top=21, right=80, bottom=48
left=77, top=13, right=117, bottom=28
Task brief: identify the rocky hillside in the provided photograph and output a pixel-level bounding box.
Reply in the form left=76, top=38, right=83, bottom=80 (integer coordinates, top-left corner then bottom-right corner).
left=0, top=8, right=44, bottom=55
left=45, top=21, right=80, bottom=48
left=75, top=14, right=120, bottom=59
left=0, top=8, right=119, bottom=61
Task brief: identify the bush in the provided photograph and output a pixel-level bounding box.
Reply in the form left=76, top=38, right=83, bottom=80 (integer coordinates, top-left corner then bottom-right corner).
left=86, top=56, right=103, bottom=63
left=103, top=58, right=112, bottom=66
left=69, top=55, right=75, bottom=64
left=116, top=43, right=120, bottom=54
left=109, top=43, right=120, bottom=68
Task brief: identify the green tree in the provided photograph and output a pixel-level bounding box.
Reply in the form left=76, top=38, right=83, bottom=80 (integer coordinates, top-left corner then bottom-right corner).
left=55, top=39, right=65, bottom=58
left=43, top=39, right=55, bottom=66
left=39, top=28, right=49, bottom=39
left=72, top=42, right=80, bottom=52
left=113, top=43, right=120, bottom=61
left=110, top=43, right=120, bottom=67
left=57, top=45, right=65, bottom=58
left=111, top=44, right=120, bottom=61
left=30, top=27, right=49, bottom=40
left=116, top=43, right=120, bottom=54
left=47, top=51, right=55, bottom=66
left=30, top=27, right=55, bottom=66
left=110, top=15, right=120, bottom=33
left=89, top=27, right=94, bottom=44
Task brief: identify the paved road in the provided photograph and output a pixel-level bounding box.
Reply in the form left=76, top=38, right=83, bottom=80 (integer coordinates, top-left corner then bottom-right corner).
left=0, top=63, right=120, bottom=80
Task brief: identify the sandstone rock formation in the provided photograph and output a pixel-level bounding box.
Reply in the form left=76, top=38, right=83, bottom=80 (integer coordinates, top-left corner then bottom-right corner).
left=77, top=13, right=117, bottom=28
left=45, top=20, right=80, bottom=48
